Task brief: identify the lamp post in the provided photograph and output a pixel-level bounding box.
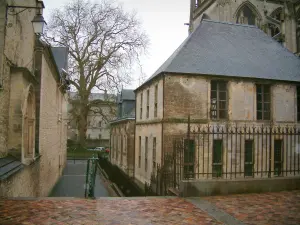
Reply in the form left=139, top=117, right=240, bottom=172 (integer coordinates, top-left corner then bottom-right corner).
left=6, top=3, right=47, bottom=35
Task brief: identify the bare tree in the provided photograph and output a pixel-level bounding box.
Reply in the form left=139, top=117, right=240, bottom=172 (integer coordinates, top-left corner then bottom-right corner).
left=45, top=0, right=148, bottom=146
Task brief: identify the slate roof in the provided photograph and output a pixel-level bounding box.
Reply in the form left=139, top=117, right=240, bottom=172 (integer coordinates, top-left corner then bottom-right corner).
left=0, top=155, right=23, bottom=181
left=51, top=47, right=68, bottom=74
left=144, top=19, right=300, bottom=86
left=121, top=89, right=135, bottom=101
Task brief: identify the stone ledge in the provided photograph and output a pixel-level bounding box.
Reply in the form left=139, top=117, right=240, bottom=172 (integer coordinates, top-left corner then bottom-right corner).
left=180, top=176, right=300, bottom=197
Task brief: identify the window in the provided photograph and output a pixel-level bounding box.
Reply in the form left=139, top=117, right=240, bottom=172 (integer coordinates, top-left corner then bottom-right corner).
left=212, top=140, right=223, bottom=178
left=88, top=134, right=91, bottom=139
left=256, top=84, right=270, bottom=120
left=138, top=136, right=141, bottom=168
left=154, top=85, right=158, bottom=118
left=140, top=93, right=143, bottom=119
left=146, top=89, right=149, bottom=118
left=98, top=121, right=101, bottom=127
left=236, top=5, right=257, bottom=26
left=183, top=139, right=195, bottom=179
left=297, top=87, right=300, bottom=121
left=145, top=137, right=148, bottom=172
left=98, top=134, right=102, bottom=140
left=153, top=137, right=156, bottom=171
left=274, top=140, right=282, bottom=176
left=211, top=81, right=227, bottom=120
left=244, top=140, right=254, bottom=177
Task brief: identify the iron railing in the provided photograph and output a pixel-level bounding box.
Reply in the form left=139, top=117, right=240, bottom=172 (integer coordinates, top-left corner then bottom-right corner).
left=85, top=155, right=98, bottom=198
left=167, top=123, right=300, bottom=189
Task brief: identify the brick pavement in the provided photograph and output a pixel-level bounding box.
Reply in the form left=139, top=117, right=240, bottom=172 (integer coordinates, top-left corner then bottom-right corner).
left=0, top=191, right=299, bottom=225
left=0, top=197, right=222, bottom=225
left=202, top=190, right=300, bottom=225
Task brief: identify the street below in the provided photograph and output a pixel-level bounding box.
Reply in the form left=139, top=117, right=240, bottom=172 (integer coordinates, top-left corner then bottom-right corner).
left=50, top=160, right=110, bottom=197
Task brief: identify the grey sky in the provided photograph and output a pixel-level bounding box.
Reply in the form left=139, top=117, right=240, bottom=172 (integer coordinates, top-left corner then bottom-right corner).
left=43, top=0, right=190, bottom=89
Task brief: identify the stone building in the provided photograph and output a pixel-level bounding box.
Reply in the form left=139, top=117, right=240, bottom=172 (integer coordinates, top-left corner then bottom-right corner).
left=189, top=0, right=300, bottom=55
left=0, top=0, right=68, bottom=197
left=68, top=92, right=117, bottom=148
left=110, top=89, right=135, bottom=178
left=134, top=19, right=300, bottom=194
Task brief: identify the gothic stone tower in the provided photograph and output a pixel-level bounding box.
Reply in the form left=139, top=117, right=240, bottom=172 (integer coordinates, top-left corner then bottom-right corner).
left=189, top=0, right=300, bottom=55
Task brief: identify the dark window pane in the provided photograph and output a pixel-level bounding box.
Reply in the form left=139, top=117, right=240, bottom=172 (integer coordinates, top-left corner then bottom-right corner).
left=257, top=93, right=262, bottom=101
left=257, top=102, right=262, bottom=110
left=256, top=84, right=262, bottom=93
left=264, top=111, right=270, bottom=120
left=218, top=82, right=227, bottom=91
left=264, top=93, right=270, bottom=102
left=212, top=165, right=222, bottom=177
left=184, top=165, right=194, bottom=179
left=244, top=164, right=253, bottom=176
left=274, top=140, right=282, bottom=162
left=245, top=140, right=253, bottom=163
left=274, top=140, right=282, bottom=176
left=257, top=111, right=262, bottom=120
left=219, top=110, right=226, bottom=119
left=213, top=140, right=222, bottom=163
left=264, top=103, right=270, bottom=111
left=219, top=92, right=227, bottom=100
left=211, top=90, right=217, bottom=99
left=211, top=81, right=217, bottom=90
left=219, top=101, right=226, bottom=110
left=184, top=140, right=195, bottom=163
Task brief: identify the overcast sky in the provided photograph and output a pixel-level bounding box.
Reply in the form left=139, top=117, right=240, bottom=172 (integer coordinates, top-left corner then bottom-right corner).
left=43, top=0, right=190, bottom=89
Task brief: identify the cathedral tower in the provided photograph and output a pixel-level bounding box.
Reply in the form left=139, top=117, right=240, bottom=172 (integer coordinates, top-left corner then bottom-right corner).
left=189, top=0, right=300, bottom=55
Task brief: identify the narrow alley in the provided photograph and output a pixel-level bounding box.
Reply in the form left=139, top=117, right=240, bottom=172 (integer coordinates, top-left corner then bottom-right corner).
left=50, top=160, right=110, bottom=197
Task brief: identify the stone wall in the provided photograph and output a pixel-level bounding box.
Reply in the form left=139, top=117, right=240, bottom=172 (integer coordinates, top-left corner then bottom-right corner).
left=136, top=77, right=164, bottom=122
left=38, top=52, right=67, bottom=196
left=0, top=160, right=40, bottom=197
left=134, top=123, right=162, bottom=185
left=111, top=119, right=135, bottom=177
left=164, top=74, right=209, bottom=120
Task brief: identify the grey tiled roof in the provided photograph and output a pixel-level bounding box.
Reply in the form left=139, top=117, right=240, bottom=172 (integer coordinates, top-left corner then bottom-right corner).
left=51, top=47, right=68, bottom=73
left=0, top=155, right=23, bottom=180
left=121, top=89, right=135, bottom=100
left=146, top=20, right=300, bottom=83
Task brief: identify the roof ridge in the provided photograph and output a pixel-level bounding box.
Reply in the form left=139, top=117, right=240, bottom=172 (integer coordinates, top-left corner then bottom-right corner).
left=202, top=19, right=258, bottom=29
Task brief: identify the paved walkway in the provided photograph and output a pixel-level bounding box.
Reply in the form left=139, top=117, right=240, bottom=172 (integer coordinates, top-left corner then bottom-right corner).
left=0, top=191, right=299, bottom=224
left=50, top=160, right=110, bottom=197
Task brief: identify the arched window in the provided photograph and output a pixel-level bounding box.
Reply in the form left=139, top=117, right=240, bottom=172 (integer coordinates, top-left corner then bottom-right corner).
left=23, top=86, right=35, bottom=159
left=269, top=8, right=282, bottom=38
left=235, top=2, right=261, bottom=26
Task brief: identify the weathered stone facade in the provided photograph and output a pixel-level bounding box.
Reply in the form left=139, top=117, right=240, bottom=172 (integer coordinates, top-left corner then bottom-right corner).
left=189, top=0, right=300, bottom=54
left=111, top=119, right=135, bottom=178
left=135, top=72, right=300, bottom=186
left=110, top=89, right=136, bottom=178
left=0, top=0, right=68, bottom=197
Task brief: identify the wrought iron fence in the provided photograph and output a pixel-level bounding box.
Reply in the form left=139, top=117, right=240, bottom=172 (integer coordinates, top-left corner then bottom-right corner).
left=166, top=122, right=300, bottom=190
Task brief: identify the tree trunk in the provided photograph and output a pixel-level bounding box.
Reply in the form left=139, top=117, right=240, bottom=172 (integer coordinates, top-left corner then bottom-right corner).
left=77, top=105, right=88, bottom=147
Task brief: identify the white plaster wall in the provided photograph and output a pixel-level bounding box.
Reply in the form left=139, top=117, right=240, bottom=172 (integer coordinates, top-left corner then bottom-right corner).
left=135, top=123, right=162, bottom=185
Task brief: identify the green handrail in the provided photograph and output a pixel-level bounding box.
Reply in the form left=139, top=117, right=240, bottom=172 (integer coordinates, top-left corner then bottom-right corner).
left=85, top=154, right=98, bottom=198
